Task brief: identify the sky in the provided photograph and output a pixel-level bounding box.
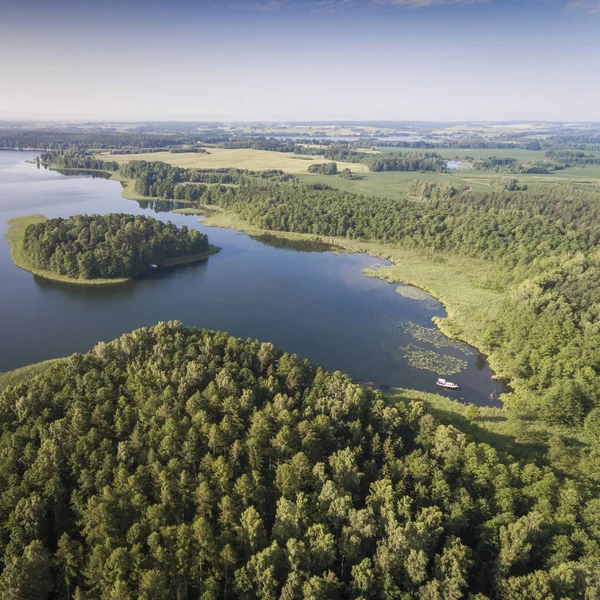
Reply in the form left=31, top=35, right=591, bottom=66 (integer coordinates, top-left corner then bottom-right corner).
left=0, top=0, right=599, bottom=122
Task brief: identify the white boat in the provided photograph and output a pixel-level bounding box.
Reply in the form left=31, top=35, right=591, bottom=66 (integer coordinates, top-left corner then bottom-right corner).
left=149, top=264, right=158, bottom=269
left=436, top=378, right=459, bottom=390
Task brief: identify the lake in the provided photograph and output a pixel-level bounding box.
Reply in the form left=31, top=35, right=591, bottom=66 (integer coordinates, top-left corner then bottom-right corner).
left=0, top=150, right=503, bottom=406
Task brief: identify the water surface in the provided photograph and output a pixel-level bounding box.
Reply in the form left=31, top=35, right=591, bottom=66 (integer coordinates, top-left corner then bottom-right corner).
left=0, top=151, right=503, bottom=405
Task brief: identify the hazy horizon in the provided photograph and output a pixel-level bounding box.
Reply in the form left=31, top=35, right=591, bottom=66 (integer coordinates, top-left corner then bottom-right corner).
left=1, top=0, right=599, bottom=122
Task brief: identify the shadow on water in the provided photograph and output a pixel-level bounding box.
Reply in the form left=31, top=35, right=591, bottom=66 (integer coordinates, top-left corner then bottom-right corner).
left=0, top=151, right=507, bottom=407
left=249, top=234, right=343, bottom=253
left=136, top=199, right=191, bottom=213
left=32, top=256, right=215, bottom=295
left=53, top=169, right=113, bottom=180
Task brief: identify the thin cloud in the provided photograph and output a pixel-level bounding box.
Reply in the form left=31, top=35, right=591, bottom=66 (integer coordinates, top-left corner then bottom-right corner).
left=567, top=0, right=600, bottom=11
left=246, top=0, right=488, bottom=10
left=245, top=0, right=599, bottom=9
left=379, top=0, right=489, bottom=5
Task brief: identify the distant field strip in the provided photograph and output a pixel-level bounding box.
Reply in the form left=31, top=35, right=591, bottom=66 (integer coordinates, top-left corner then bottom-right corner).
left=103, top=148, right=369, bottom=175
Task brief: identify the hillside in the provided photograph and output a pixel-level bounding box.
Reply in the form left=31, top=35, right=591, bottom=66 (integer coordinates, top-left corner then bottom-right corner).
left=0, top=323, right=598, bottom=598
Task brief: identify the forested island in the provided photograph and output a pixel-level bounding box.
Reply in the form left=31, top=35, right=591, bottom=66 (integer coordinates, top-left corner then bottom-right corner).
left=8, top=213, right=217, bottom=283
left=0, top=322, right=598, bottom=599
left=28, top=150, right=600, bottom=427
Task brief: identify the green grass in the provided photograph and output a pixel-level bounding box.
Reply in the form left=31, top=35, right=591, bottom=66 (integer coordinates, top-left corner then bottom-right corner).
left=200, top=206, right=505, bottom=375
left=108, top=172, right=151, bottom=201
left=298, top=170, right=491, bottom=198
left=5, top=215, right=131, bottom=285
left=0, top=358, right=65, bottom=392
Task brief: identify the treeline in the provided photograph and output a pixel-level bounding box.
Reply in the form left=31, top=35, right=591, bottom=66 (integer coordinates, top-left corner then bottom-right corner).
left=308, top=162, right=338, bottom=175
left=23, top=214, right=209, bottom=279
left=469, top=152, right=600, bottom=174
left=118, top=160, right=293, bottom=201
left=39, top=151, right=119, bottom=172
left=545, top=150, right=600, bottom=167
left=216, top=137, right=297, bottom=152
left=296, top=146, right=368, bottom=163
left=0, top=322, right=598, bottom=598
left=0, top=131, right=201, bottom=150
left=119, top=161, right=600, bottom=426
left=469, top=157, right=552, bottom=174
left=376, top=137, right=543, bottom=151
left=365, top=152, right=446, bottom=172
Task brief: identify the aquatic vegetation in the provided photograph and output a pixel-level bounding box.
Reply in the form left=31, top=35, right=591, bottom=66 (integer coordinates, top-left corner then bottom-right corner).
left=400, top=344, right=468, bottom=375
left=395, top=284, right=440, bottom=309
left=400, top=321, right=475, bottom=355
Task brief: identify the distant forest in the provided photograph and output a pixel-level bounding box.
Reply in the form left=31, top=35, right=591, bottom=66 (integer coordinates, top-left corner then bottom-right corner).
left=23, top=213, right=210, bottom=279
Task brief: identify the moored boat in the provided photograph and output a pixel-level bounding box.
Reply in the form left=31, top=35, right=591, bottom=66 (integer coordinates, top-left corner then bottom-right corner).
left=436, top=378, right=459, bottom=390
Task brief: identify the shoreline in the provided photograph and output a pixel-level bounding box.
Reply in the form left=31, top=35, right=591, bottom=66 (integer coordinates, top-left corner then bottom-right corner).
left=39, top=161, right=508, bottom=398
left=194, top=206, right=507, bottom=389
left=5, top=214, right=220, bottom=286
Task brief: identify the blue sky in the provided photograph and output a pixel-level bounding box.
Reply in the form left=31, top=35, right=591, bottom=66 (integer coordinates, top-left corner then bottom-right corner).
left=1, top=0, right=599, bottom=121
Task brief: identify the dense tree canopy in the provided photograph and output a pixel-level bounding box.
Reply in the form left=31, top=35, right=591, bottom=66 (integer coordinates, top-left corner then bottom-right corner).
left=0, top=322, right=598, bottom=599
left=40, top=153, right=600, bottom=427
left=23, top=214, right=210, bottom=279
left=307, top=162, right=338, bottom=175
left=364, top=153, right=446, bottom=172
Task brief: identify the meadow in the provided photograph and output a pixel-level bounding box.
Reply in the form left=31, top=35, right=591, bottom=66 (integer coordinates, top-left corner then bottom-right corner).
left=103, top=148, right=369, bottom=174
left=299, top=169, right=493, bottom=197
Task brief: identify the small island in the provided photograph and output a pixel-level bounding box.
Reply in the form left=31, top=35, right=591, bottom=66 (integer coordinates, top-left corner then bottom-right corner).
left=6, top=213, right=219, bottom=284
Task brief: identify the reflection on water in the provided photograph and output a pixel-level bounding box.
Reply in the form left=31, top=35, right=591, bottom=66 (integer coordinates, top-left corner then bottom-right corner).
left=53, top=169, right=112, bottom=179
left=249, top=234, right=342, bottom=253
left=135, top=199, right=190, bottom=213
left=0, top=151, right=505, bottom=407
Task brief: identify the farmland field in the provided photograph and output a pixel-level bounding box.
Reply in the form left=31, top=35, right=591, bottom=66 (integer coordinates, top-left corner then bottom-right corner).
left=102, top=148, right=369, bottom=174
left=299, top=170, right=495, bottom=198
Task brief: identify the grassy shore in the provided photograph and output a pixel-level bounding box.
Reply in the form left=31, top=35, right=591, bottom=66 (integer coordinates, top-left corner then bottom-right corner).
left=5, top=215, right=131, bottom=285
left=199, top=206, right=506, bottom=376
left=0, top=358, right=66, bottom=392
left=5, top=214, right=220, bottom=285
left=389, top=388, right=592, bottom=465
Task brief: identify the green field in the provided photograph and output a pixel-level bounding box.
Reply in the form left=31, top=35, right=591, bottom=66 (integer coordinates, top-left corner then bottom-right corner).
left=103, top=148, right=369, bottom=175
left=299, top=170, right=495, bottom=198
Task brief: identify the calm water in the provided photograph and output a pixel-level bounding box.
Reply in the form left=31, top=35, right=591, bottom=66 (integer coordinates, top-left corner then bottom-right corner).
left=0, top=151, right=503, bottom=406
